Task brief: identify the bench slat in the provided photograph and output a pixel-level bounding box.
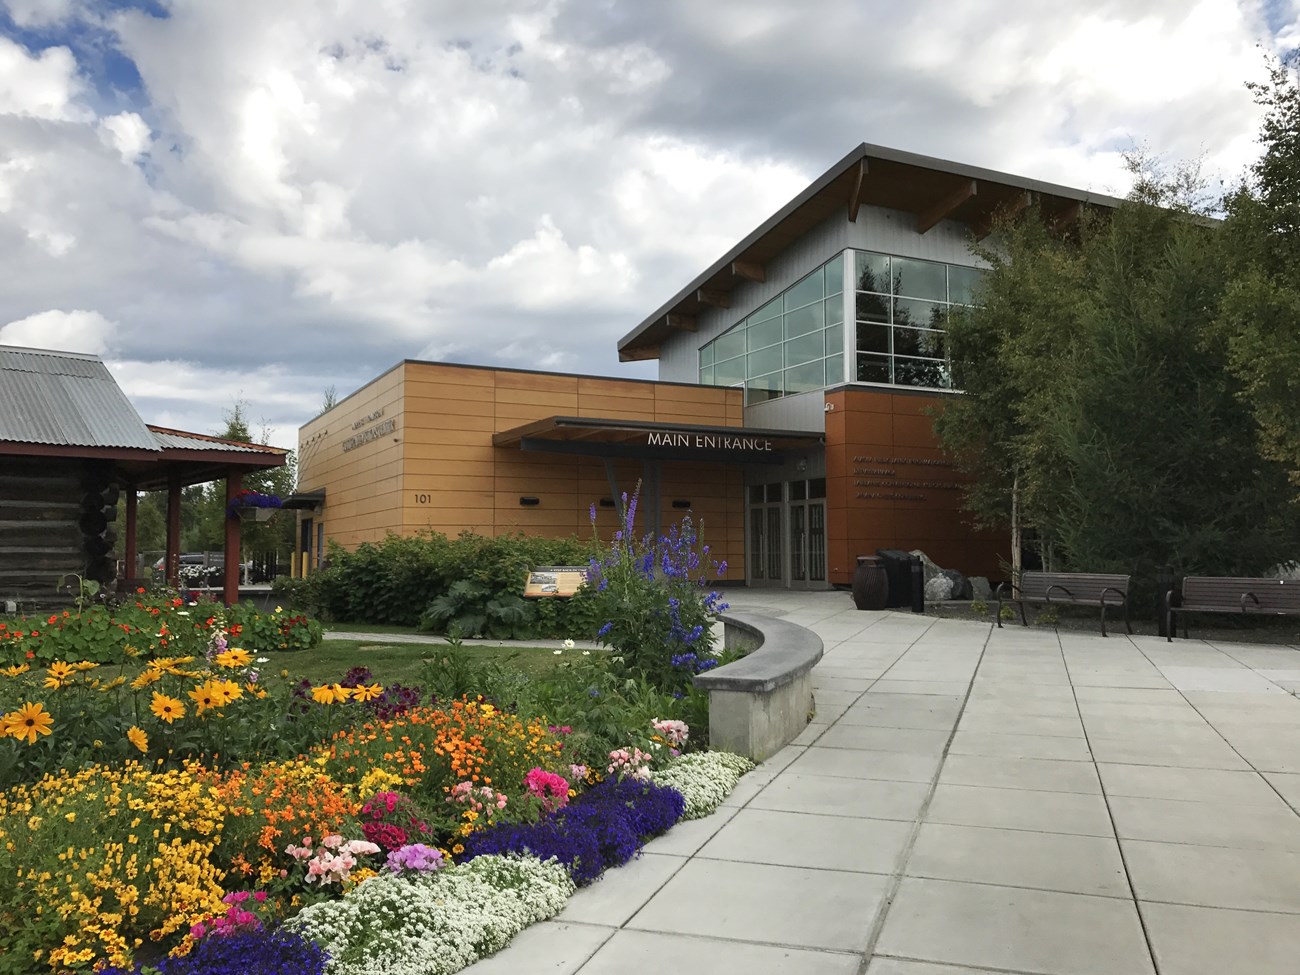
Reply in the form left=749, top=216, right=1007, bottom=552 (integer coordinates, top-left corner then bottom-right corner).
left=1179, top=577, right=1300, bottom=614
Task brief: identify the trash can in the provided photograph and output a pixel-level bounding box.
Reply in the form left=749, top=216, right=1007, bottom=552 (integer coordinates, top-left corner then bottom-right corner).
left=852, top=556, right=889, bottom=610
left=875, top=549, right=915, bottom=608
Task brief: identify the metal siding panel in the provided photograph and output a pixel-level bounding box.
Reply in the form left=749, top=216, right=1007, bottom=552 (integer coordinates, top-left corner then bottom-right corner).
left=658, top=214, right=849, bottom=384
left=848, top=204, right=988, bottom=268
left=742, top=390, right=827, bottom=433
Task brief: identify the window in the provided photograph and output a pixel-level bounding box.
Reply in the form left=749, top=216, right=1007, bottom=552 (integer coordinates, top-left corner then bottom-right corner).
left=698, top=254, right=845, bottom=404
left=851, top=250, right=985, bottom=390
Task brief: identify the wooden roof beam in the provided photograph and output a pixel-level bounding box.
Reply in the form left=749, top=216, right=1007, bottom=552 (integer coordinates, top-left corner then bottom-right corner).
left=974, top=190, right=1034, bottom=240
left=731, top=259, right=766, bottom=283
left=666, top=313, right=697, bottom=332
left=847, top=158, right=869, bottom=222
left=619, top=343, right=661, bottom=362
left=917, top=179, right=977, bottom=234
left=1050, top=200, right=1082, bottom=235
left=696, top=288, right=731, bottom=309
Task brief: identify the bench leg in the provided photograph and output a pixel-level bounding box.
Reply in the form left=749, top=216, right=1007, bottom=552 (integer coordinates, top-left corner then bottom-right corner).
left=996, top=596, right=1003, bottom=628
left=1099, top=603, right=1108, bottom=638
left=1018, top=602, right=1028, bottom=627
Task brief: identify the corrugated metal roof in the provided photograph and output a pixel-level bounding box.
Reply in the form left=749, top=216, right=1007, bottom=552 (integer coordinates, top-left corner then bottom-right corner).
left=150, top=428, right=282, bottom=454
left=0, top=346, right=159, bottom=450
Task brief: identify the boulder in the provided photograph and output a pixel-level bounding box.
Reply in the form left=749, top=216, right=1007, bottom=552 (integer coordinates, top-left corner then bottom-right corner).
left=970, top=576, right=993, bottom=601
left=941, top=568, right=972, bottom=601
left=925, top=574, right=954, bottom=602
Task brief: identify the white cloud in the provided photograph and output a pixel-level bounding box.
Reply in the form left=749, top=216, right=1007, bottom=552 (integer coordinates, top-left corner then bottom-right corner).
left=0, top=0, right=1290, bottom=447
left=3, top=0, right=77, bottom=28
left=97, top=112, right=151, bottom=163
left=0, top=308, right=116, bottom=355
left=0, top=37, right=91, bottom=122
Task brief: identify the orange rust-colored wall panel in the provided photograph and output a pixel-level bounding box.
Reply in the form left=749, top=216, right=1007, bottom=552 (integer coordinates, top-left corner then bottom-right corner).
left=825, top=388, right=1004, bottom=584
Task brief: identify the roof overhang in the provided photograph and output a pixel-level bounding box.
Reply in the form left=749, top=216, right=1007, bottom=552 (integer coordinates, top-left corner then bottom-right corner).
left=617, top=142, right=1128, bottom=361
left=493, top=416, right=823, bottom=465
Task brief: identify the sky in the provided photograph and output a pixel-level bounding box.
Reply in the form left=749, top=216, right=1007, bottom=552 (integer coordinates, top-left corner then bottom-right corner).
left=0, top=0, right=1296, bottom=456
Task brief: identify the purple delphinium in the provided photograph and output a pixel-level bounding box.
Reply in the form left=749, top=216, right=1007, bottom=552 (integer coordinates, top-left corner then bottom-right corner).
left=99, top=928, right=326, bottom=975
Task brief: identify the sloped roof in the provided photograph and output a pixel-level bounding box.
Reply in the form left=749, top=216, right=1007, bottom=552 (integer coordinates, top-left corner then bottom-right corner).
left=618, top=142, right=1128, bottom=360
left=149, top=426, right=283, bottom=455
left=0, top=345, right=158, bottom=450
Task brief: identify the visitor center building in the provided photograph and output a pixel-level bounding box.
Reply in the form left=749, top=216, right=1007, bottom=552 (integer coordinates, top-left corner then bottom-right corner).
left=294, top=144, right=1122, bottom=589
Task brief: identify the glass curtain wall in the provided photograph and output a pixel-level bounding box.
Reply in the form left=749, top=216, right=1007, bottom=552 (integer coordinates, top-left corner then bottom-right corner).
left=699, top=255, right=845, bottom=406
left=854, top=252, right=985, bottom=389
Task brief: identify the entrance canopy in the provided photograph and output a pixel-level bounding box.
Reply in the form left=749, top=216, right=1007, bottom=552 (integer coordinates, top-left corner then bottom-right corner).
left=493, top=415, right=824, bottom=464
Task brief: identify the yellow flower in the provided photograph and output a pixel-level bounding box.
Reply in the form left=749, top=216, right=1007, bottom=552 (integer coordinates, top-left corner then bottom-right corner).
left=131, top=670, right=162, bottom=690
left=73, top=661, right=98, bottom=671
left=350, top=682, right=384, bottom=702
left=187, top=682, right=220, bottom=716
left=124, top=645, right=141, bottom=658
left=64, top=812, right=76, bottom=823
left=43, top=661, right=76, bottom=689
left=214, top=648, right=252, bottom=668
left=100, top=676, right=126, bottom=691
left=210, top=679, right=242, bottom=705
left=1, top=663, right=30, bottom=677
left=126, top=726, right=148, bottom=754
left=150, top=692, right=185, bottom=724
left=310, top=683, right=349, bottom=705
left=2, top=701, right=54, bottom=744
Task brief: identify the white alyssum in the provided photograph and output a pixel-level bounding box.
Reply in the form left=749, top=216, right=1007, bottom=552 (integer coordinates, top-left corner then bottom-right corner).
left=287, top=854, right=574, bottom=975
left=652, top=750, right=755, bottom=819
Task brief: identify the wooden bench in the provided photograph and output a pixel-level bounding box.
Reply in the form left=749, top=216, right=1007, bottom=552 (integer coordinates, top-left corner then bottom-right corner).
left=996, top=571, right=1132, bottom=637
left=1164, top=576, right=1300, bottom=641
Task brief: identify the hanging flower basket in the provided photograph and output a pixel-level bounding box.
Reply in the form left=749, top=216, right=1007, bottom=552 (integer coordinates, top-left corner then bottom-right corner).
left=227, top=489, right=283, bottom=521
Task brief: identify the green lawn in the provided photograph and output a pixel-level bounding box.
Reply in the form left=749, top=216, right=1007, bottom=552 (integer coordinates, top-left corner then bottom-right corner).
left=259, top=639, right=579, bottom=686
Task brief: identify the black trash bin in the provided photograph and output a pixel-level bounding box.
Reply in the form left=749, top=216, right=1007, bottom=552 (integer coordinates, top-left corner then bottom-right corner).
left=875, top=549, right=915, bottom=608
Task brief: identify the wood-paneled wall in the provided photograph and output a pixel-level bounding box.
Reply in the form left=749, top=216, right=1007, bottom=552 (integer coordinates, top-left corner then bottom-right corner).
left=298, top=362, right=746, bottom=580
left=825, top=387, right=1005, bottom=585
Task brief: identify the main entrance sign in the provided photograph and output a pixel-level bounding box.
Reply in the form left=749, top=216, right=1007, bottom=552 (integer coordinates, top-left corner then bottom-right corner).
left=646, top=431, right=773, bottom=452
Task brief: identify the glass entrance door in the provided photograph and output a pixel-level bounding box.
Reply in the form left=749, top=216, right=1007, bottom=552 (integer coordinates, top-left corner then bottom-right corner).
left=747, top=483, right=784, bottom=586
left=787, top=478, right=827, bottom=589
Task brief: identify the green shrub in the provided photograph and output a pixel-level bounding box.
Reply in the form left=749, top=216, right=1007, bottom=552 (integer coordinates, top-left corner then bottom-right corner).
left=301, top=531, right=600, bottom=638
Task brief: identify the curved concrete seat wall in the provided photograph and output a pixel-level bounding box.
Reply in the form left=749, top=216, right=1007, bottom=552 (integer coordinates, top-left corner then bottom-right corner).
left=693, top=611, right=823, bottom=761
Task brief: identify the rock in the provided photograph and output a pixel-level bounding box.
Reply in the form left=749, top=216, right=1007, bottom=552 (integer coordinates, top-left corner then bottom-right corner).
left=925, top=574, right=954, bottom=602
left=970, top=576, right=993, bottom=601
left=941, top=568, right=972, bottom=600
left=908, top=549, right=944, bottom=586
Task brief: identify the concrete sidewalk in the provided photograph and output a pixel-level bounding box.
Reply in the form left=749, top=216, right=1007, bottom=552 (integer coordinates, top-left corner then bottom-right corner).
left=466, top=591, right=1300, bottom=975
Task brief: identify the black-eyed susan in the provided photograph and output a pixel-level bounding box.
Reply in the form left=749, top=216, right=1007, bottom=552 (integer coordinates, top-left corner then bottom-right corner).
left=131, top=669, right=162, bottom=690
left=2, top=701, right=54, bottom=744
left=149, top=692, right=185, bottom=723
left=210, top=679, right=242, bottom=706
left=310, top=683, right=349, bottom=705
left=350, top=682, right=384, bottom=702
left=126, top=726, right=148, bottom=754
left=214, top=648, right=252, bottom=668
left=73, top=661, right=98, bottom=672
left=1, top=663, right=29, bottom=677
left=187, top=682, right=221, bottom=715
left=43, top=661, right=76, bottom=689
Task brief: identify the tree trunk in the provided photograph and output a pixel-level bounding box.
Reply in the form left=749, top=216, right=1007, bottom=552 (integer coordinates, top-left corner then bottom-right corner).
left=1010, top=473, right=1022, bottom=592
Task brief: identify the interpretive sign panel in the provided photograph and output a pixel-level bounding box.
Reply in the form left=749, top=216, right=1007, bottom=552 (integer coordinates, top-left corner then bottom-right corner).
left=523, top=566, right=589, bottom=598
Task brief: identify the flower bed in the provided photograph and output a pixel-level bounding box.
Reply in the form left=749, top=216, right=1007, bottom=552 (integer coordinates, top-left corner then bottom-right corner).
left=0, top=502, right=754, bottom=973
